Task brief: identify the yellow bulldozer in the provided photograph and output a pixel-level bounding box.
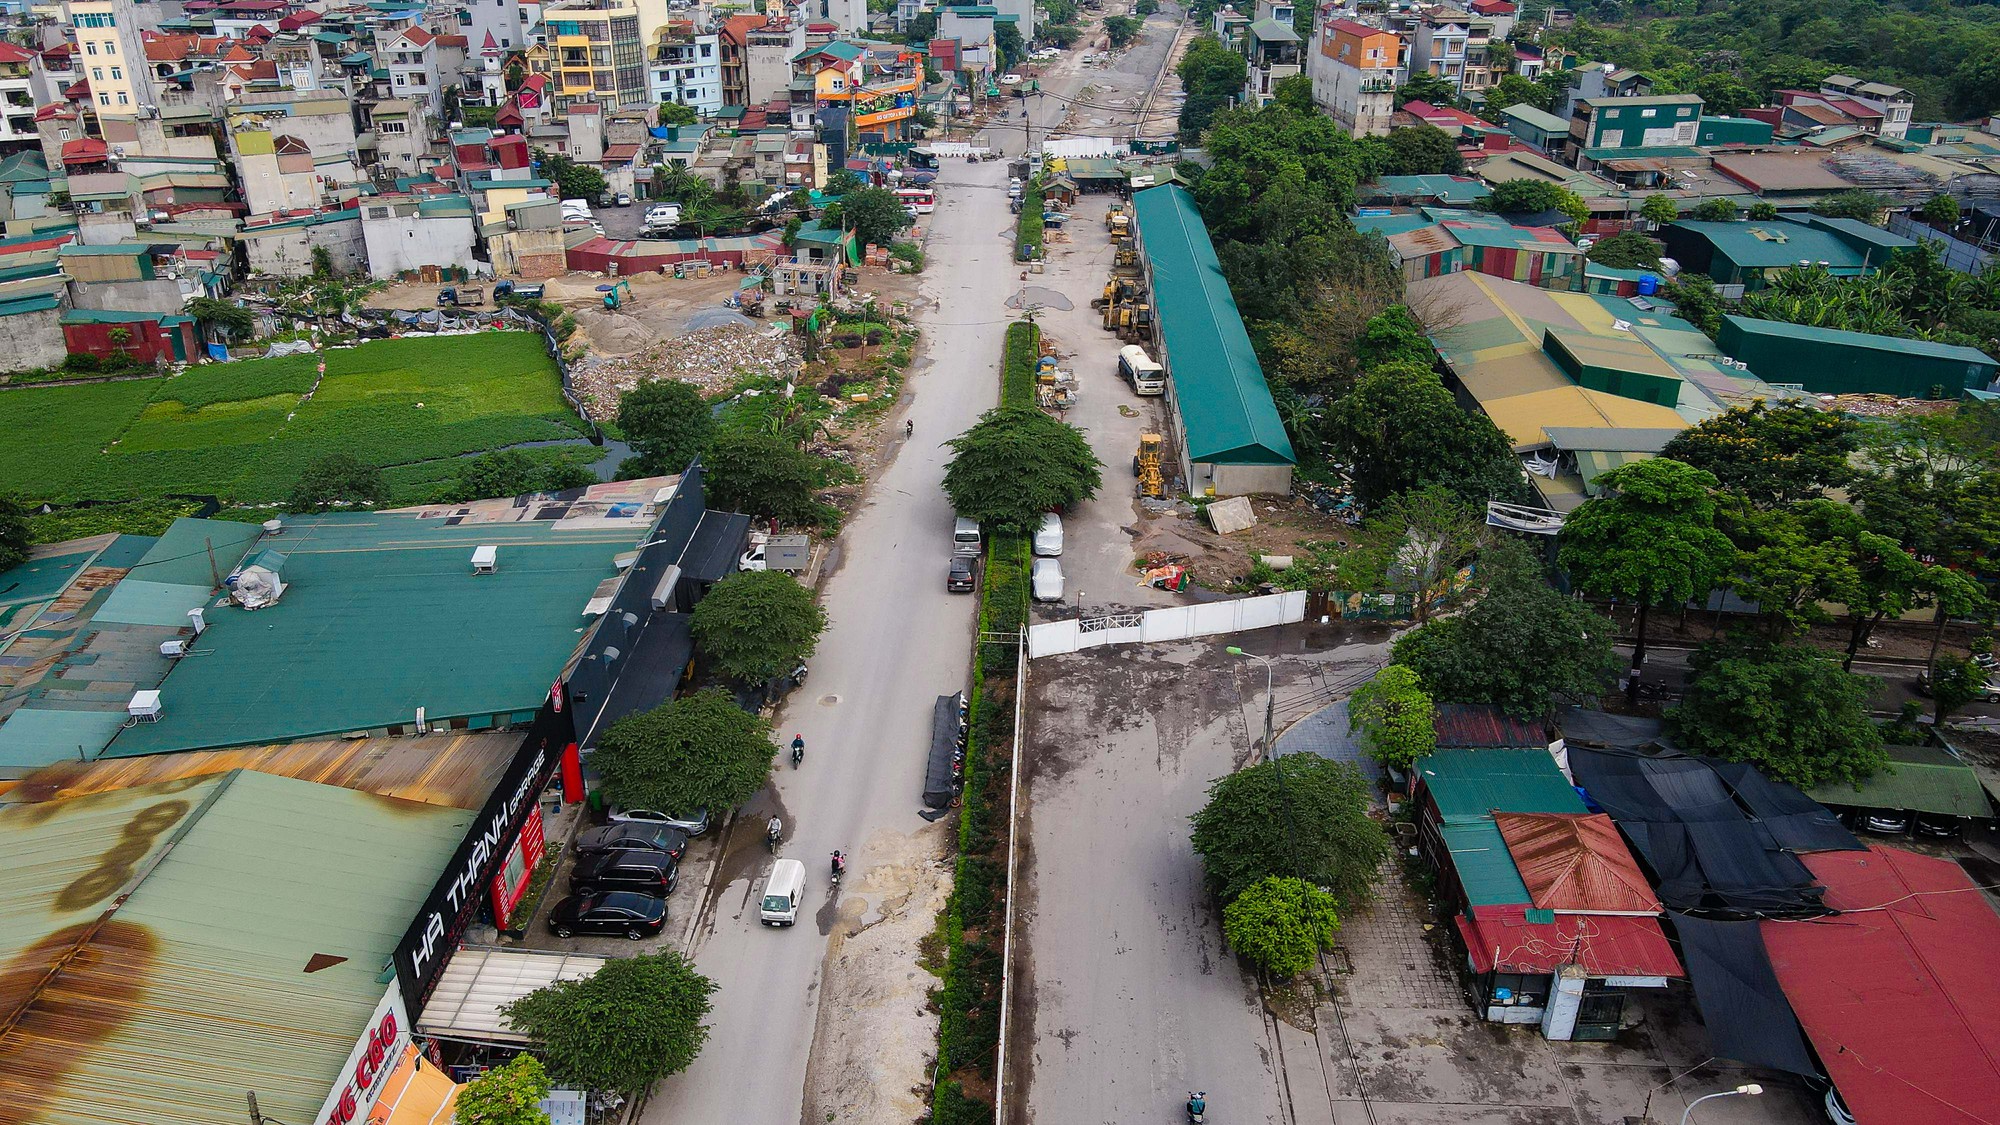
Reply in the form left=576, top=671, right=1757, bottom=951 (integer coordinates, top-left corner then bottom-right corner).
left=1135, top=432, right=1164, bottom=499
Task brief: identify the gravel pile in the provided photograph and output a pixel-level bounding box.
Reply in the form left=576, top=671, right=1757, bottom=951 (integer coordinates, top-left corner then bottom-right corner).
left=571, top=323, right=799, bottom=420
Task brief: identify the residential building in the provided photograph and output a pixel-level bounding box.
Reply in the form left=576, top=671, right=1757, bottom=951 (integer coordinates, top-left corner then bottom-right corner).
left=359, top=193, right=480, bottom=277
left=70, top=0, right=159, bottom=118
left=459, top=0, right=526, bottom=52
left=0, top=43, right=34, bottom=144
left=1500, top=102, right=1569, bottom=160
left=937, top=7, right=997, bottom=79
left=1568, top=93, right=1701, bottom=169
left=1408, top=7, right=1468, bottom=90
left=1659, top=215, right=1913, bottom=291
left=542, top=0, right=649, bottom=110
left=650, top=21, right=720, bottom=116
left=1819, top=74, right=1914, bottom=141
left=992, top=0, right=1034, bottom=45
left=366, top=97, right=429, bottom=175
left=380, top=25, right=444, bottom=118
left=1239, top=0, right=1300, bottom=107
left=1310, top=18, right=1403, bottom=137
left=1467, top=0, right=1514, bottom=40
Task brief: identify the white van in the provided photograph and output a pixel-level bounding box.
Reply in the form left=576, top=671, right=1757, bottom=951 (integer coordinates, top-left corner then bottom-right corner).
left=953, top=517, right=982, bottom=558
left=1118, top=345, right=1165, bottom=395
left=1033, top=511, right=1064, bottom=557
left=760, top=858, right=805, bottom=926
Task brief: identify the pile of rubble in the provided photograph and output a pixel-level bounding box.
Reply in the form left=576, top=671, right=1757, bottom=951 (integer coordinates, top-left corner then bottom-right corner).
left=1822, top=392, right=1960, bottom=419
left=570, top=322, right=799, bottom=420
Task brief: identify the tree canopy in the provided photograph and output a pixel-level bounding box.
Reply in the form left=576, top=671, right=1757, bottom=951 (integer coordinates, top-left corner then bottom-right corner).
left=1397, top=71, right=1458, bottom=106
left=703, top=429, right=830, bottom=527
left=839, top=186, right=915, bottom=248
left=455, top=1054, right=552, bottom=1125
left=594, top=689, right=777, bottom=815
left=1189, top=755, right=1389, bottom=906
left=1659, top=400, right=1859, bottom=505
left=690, top=569, right=826, bottom=683
left=1177, top=37, right=1248, bottom=142
left=0, top=497, right=27, bottom=574
left=1380, top=124, right=1463, bottom=176
left=1584, top=231, right=1662, bottom=270
left=448, top=450, right=595, bottom=503
left=1348, top=665, right=1436, bottom=770
left=1221, top=876, right=1342, bottom=979
left=1323, top=363, right=1522, bottom=509
left=285, top=453, right=389, bottom=512
left=943, top=405, right=1102, bottom=531
left=1667, top=636, right=1885, bottom=788
left=532, top=147, right=606, bottom=201
left=503, top=951, right=717, bottom=1094
left=616, top=378, right=713, bottom=478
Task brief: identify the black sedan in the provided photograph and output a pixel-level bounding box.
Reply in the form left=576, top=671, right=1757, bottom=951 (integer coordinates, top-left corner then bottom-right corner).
left=548, top=891, right=667, bottom=940
left=571, top=849, right=680, bottom=897
left=573, top=822, right=688, bottom=860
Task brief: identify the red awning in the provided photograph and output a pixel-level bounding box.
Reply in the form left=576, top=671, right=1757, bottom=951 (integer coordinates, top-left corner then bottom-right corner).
left=1763, top=847, right=2000, bottom=1125
left=1496, top=812, right=1661, bottom=913
left=1457, top=905, right=1683, bottom=977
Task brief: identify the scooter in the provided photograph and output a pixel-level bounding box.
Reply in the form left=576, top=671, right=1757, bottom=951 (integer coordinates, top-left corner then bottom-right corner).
left=830, top=850, right=846, bottom=888
left=1186, top=1092, right=1206, bottom=1123
left=792, top=735, right=805, bottom=769
left=766, top=819, right=783, bottom=852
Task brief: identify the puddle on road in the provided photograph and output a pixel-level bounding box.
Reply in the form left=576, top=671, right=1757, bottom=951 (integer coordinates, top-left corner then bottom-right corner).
left=1007, top=285, right=1074, bottom=311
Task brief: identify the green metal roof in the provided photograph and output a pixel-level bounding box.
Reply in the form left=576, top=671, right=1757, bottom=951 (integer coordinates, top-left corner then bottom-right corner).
left=1247, top=17, right=1298, bottom=40
left=1720, top=314, right=1999, bottom=368
left=1129, top=184, right=1295, bottom=466
left=1419, top=747, right=1587, bottom=823
left=0, top=770, right=472, bottom=1125
left=1368, top=174, right=1491, bottom=204
left=1666, top=218, right=1887, bottom=270
left=0, top=292, right=59, bottom=316
left=1444, top=821, right=1536, bottom=906
left=1500, top=103, right=1568, bottom=134
left=58, top=242, right=150, bottom=257
left=1809, top=744, right=1992, bottom=818
left=60, top=309, right=192, bottom=326
left=104, top=511, right=639, bottom=756
left=1582, top=144, right=1706, bottom=161
left=1352, top=212, right=1436, bottom=237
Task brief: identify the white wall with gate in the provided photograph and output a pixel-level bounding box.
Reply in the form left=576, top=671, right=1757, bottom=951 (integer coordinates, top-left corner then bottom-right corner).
left=1026, top=590, right=1307, bottom=658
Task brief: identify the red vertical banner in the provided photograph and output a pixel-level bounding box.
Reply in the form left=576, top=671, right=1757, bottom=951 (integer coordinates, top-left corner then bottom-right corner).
left=489, top=806, right=548, bottom=930
left=561, top=741, right=584, bottom=803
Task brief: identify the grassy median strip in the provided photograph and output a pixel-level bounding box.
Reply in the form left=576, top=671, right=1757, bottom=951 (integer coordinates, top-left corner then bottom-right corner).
left=928, top=318, right=1040, bottom=1125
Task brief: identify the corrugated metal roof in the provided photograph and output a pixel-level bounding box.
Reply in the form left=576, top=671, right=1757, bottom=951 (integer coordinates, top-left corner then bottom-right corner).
left=0, top=770, right=472, bottom=1125
left=1499, top=103, right=1567, bottom=134
left=1418, top=747, right=1587, bottom=824
left=1458, top=905, right=1683, bottom=976
left=1130, top=185, right=1295, bottom=466
left=1807, top=743, right=1992, bottom=818
left=1721, top=314, right=1998, bottom=367
left=416, top=947, right=610, bottom=1043
left=1433, top=703, right=1546, bottom=749
left=1495, top=811, right=1660, bottom=912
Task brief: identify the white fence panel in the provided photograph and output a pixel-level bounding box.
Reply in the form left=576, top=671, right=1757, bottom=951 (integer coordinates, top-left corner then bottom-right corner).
left=1042, top=138, right=1129, bottom=160
left=1027, top=619, right=1081, bottom=658
left=1029, top=591, right=1306, bottom=658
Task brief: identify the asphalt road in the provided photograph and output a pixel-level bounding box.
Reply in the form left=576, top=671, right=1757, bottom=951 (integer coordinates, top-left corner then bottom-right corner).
left=634, top=153, right=1016, bottom=1123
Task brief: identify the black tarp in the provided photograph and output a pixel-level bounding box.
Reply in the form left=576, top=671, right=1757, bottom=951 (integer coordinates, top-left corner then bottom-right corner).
left=1559, top=707, right=1667, bottom=750
left=1570, top=747, right=1830, bottom=918
left=1708, top=760, right=1864, bottom=854
left=1674, top=916, right=1818, bottom=1075
left=586, top=611, right=693, bottom=740
left=923, top=692, right=967, bottom=809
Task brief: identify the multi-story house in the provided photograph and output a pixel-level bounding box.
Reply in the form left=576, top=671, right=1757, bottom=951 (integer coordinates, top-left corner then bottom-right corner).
left=1409, top=7, right=1468, bottom=91
left=1239, top=0, right=1300, bottom=107
left=69, top=0, right=159, bottom=119
left=1459, top=18, right=1493, bottom=96
left=535, top=0, right=649, bottom=109
left=0, top=43, right=37, bottom=146
left=1819, top=75, right=1915, bottom=141
left=650, top=20, right=720, bottom=116
left=1309, top=17, right=1403, bottom=137
left=1569, top=92, right=1701, bottom=170
left=382, top=26, right=444, bottom=118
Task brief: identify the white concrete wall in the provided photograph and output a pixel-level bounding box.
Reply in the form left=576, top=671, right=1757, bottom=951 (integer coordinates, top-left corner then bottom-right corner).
left=0, top=306, right=67, bottom=371
left=360, top=208, right=481, bottom=278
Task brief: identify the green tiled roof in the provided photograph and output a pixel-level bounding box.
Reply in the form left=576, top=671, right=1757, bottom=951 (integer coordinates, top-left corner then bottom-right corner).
left=1809, top=744, right=1993, bottom=818
left=1419, top=747, right=1588, bottom=907
left=1129, top=184, right=1294, bottom=466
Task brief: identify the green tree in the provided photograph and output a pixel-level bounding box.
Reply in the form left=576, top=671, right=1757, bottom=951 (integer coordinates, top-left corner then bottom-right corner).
left=1558, top=458, right=1736, bottom=702
left=1690, top=197, right=1740, bottom=222
left=656, top=101, right=698, bottom=126
left=450, top=450, right=594, bottom=502
left=943, top=405, right=1103, bottom=531
left=503, top=951, right=718, bottom=1094
left=1659, top=400, right=1859, bottom=505
left=1585, top=230, right=1662, bottom=269
left=1348, top=665, right=1436, bottom=770
left=1725, top=500, right=1863, bottom=638
left=822, top=169, right=865, bottom=196
left=1693, top=72, right=1757, bottom=115
left=1323, top=363, right=1522, bottom=508
left=1102, top=14, right=1140, bottom=46
left=1667, top=637, right=1885, bottom=787
left=186, top=297, right=255, bottom=343
left=455, top=1054, right=552, bottom=1125
left=594, top=689, right=777, bottom=814
left=1747, top=201, right=1779, bottom=221
left=1921, top=194, right=1962, bottom=227
left=1272, top=73, right=1314, bottom=113
left=310, top=244, right=335, bottom=280
left=1398, top=70, right=1459, bottom=106
left=533, top=147, right=607, bottom=200
left=1189, top=755, right=1389, bottom=905
left=1661, top=274, right=1724, bottom=337
left=1487, top=179, right=1589, bottom=225
left=996, top=19, right=1025, bottom=65
left=0, top=496, right=28, bottom=574
left=1177, top=36, right=1248, bottom=142
left=1840, top=530, right=1930, bottom=669
left=285, top=453, right=388, bottom=512
left=1337, top=484, right=1483, bottom=622
left=1393, top=538, right=1619, bottom=717
left=838, top=186, right=915, bottom=248
left=703, top=430, right=828, bottom=527
left=616, top=378, right=713, bottom=477
left=691, top=569, right=827, bottom=683
left=1353, top=305, right=1435, bottom=370
left=1483, top=74, right=1552, bottom=115
left=1812, top=189, right=1887, bottom=223
left=1928, top=652, right=1991, bottom=724
left=1639, top=193, right=1680, bottom=229
left=1221, top=876, right=1342, bottom=979
left=1380, top=124, right=1464, bottom=175
left=1135, top=0, right=1160, bottom=15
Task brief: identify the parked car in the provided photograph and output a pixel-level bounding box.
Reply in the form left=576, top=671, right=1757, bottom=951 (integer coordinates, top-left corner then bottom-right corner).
left=1033, top=511, right=1064, bottom=557
left=948, top=555, right=976, bottom=593
left=1031, top=557, right=1064, bottom=602
left=646, top=203, right=682, bottom=226
left=1859, top=810, right=1912, bottom=835
left=1001, top=73, right=1021, bottom=84
left=739, top=544, right=767, bottom=571
left=1913, top=811, right=1966, bottom=839
left=1912, top=661, right=2000, bottom=701
left=614, top=191, right=633, bottom=206
left=573, top=822, right=688, bottom=859
left=570, top=849, right=680, bottom=896
left=547, top=891, right=666, bottom=939
left=608, top=805, right=712, bottom=836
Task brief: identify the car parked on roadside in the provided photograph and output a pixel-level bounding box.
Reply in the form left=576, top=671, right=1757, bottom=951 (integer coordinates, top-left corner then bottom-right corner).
left=547, top=891, right=666, bottom=939
left=948, top=555, right=977, bottom=593
left=573, top=822, right=689, bottom=859
left=570, top=849, right=680, bottom=897
left=614, top=191, right=633, bottom=206
left=1031, top=557, right=1064, bottom=601
left=1859, top=810, right=1912, bottom=835
left=1033, top=511, right=1064, bottom=556
left=608, top=805, right=712, bottom=836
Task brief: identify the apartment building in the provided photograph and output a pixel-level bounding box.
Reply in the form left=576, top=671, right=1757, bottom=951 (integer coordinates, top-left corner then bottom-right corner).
left=0, top=43, right=35, bottom=144
left=1310, top=17, right=1403, bottom=137
left=1239, top=0, right=1300, bottom=107
left=1569, top=93, right=1702, bottom=169
left=537, top=0, right=649, bottom=109
left=1408, top=7, right=1467, bottom=90
left=1819, top=75, right=1915, bottom=141
left=650, top=21, right=721, bottom=116
left=69, top=0, right=159, bottom=118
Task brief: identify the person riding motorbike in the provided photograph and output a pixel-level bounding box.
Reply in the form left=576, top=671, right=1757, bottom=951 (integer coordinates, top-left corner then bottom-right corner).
left=906, top=419, right=914, bottom=438
left=1186, top=1091, right=1206, bottom=1122
left=766, top=815, right=783, bottom=851
left=830, top=850, right=847, bottom=883
left=791, top=734, right=805, bottom=768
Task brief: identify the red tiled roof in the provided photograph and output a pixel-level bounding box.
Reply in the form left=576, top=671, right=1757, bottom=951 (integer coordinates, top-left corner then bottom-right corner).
left=1326, top=18, right=1386, bottom=37
left=1495, top=812, right=1661, bottom=913
left=719, top=13, right=765, bottom=45
left=1822, top=96, right=1883, bottom=119
left=245, top=25, right=273, bottom=41
left=1788, top=100, right=1852, bottom=126
left=278, top=10, right=320, bottom=29
left=1457, top=906, right=1683, bottom=977
left=0, top=42, right=31, bottom=63
left=0, top=233, right=81, bottom=257
left=398, top=26, right=435, bottom=47
left=483, top=30, right=499, bottom=50
left=602, top=142, right=641, bottom=161
left=436, top=34, right=468, bottom=48
left=63, top=78, right=88, bottom=99
left=1764, top=847, right=2000, bottom=1125
left=34, top=103, right=75, bottom=121
left=61, top=138, right=109, bottom=163
left=1469, top=0, right=1515, bottom=12
left=146, top=34, right=199, bottom=61
left=223, top=44, right=254, bottom=61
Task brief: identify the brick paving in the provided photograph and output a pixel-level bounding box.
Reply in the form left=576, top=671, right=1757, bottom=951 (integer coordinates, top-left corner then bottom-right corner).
left=1273, top=699, right=1384, bottom=788
left=1333, top=859, right=1462, bottom=1011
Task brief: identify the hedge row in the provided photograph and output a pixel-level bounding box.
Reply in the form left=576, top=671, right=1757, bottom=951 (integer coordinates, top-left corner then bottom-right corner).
left=1015, top=181, right=1045, bottom=261
left=1001, top=321, right=1041, bottom=410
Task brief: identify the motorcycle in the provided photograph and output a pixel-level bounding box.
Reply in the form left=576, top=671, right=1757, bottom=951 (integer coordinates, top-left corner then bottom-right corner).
left=791, top=735, right=805, bottom=769
left=766, top=818, right=783, bottom=852
left=1186, top=1092, right=1206, bottom=1123
left=830, top=850, right=846, bottom=887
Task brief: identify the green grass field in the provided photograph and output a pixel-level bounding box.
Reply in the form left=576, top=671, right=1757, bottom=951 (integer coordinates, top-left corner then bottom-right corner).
left=0, top=332, right=588, bottom=503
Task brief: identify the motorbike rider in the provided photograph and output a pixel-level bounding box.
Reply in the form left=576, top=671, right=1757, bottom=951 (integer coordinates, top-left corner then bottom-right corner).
left=830, top=850, right=847, bottom=878
left=1186, top=1091, right=1206, bottom=1121
left=791, top=733, right=805, bottom=764
left=766, top=815, right=783, bottom=848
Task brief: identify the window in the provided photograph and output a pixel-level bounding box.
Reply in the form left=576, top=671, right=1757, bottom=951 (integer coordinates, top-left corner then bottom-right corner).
left=104, top=40, right=115, bottom=55
left=91, top=67, right=103, bottom=81
left=1641, top=107, right=1656, bottom=117
left=77, top=12, right=114, bottom=26
left=85, top=41, right=98, bottom=55
left=109, top=66, right=121, bottom=79
left=116, top=92, right=127, bottom=104
left=98, top=92, right=110, bottom=105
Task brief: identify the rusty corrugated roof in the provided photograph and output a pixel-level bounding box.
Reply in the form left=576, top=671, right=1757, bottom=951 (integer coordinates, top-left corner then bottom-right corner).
left=1495, top=811, right=1661, bottom=913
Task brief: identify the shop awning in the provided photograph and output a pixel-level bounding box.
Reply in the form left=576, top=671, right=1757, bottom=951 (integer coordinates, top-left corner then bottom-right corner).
left=370, top=1044, right=461, bottom=1125
left=415, top=948, right=610, bottom=1045
left=1455, top=905, right=1682, bottom=977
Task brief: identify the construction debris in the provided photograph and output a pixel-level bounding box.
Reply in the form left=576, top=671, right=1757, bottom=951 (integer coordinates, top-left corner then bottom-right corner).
left=1822, top=392, right=1959, bottom=418
left=1205, top=495, right=1257, bottom=535
left=570, top=322, right=800, bottom=420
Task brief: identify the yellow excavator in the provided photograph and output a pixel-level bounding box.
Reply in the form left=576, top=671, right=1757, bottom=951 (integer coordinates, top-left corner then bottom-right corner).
left=1135, top=433, right=1164, bottom=498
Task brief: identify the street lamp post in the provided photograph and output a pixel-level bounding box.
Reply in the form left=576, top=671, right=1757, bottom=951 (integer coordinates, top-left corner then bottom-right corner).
left=1225, top=645, right=1298, bottom=878
left=1679, top=1084, right=1762, bottom=1125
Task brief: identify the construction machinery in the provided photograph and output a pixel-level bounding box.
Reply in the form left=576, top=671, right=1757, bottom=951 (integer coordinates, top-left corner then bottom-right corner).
left=1106, top=204, right=1131, bottom=242
left=598, top=280, right=632, bottom=310
left=1112, top=245, right=1140, bottom=275
left=1099, top=277, right=1145, bottom=330
left=1104, top=292, right=1153, bottom=342
left=1135, top=432, right=1164, bottom=499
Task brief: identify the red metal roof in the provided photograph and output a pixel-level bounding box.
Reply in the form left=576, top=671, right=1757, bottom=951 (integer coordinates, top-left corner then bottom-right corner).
left=1326, top=17, right=1387, bottom=36
left=1496, top=812, right=1661, bottom=913
left=1457, top=905, right=1683, bottom=977
left=1763, top=847, right=2000, bottom=1125
left=0, top=42, right=31, bottom=63
left=602, top=142, right=642, bottom=162
left=1433, top=704, right=1545, bottom=749
left=61, top=138, right=109, bottom=163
